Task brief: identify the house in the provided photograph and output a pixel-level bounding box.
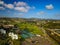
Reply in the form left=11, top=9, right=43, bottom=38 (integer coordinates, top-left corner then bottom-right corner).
left=8, top=32, right=18, bottom=40
left=0, top=29, right=6, bottom=34
left=36, top=34, right=41, bottom=37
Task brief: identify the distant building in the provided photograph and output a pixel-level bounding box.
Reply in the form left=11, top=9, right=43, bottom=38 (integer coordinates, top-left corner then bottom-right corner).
left=36, top=34, right=41, bottom=37
left=3, top=24, right=14, bottom=29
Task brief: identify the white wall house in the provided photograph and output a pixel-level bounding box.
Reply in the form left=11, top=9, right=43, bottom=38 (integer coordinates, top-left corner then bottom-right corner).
left=36, top=34, right=41, bottom=37
left=0, top=29, right=6, bottom=34
left=8, top=32, right=18, bottom=40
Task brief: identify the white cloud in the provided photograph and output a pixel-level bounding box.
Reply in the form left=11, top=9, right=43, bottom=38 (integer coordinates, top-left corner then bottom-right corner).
left=0, top=1, right=4, bottom=4
left=14, top=2, right=16, bottom=5
left=37, top=11, right=45, bottom=15
left=4, top=4, right=14, bottom=9
left=15, top=2, right=27, bottom=7
left=14, top=2, right=34, bottom=12
left=14, top=7, right=28, bottom=12
left=0, top=7, right=5, bottom=10
left=45, top=4, right=54, bottom=10
left=0, top=1, right=35, bottom=12
left=26, top=6, right=31, bottom=9
left=0, top=1, right=14, bottom=9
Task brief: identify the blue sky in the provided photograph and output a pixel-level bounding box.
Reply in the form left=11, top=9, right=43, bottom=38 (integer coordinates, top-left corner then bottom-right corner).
left=0, top=0, right=60, bottom=19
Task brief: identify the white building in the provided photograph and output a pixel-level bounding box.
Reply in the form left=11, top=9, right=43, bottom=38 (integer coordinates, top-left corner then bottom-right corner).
left=0, top=29, right=6, bottom=34
left=8, top=32, right=18, bottom=40
left=36, top=34, right=41, bottom=37
left=12, top=34, right=18, bottom=40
